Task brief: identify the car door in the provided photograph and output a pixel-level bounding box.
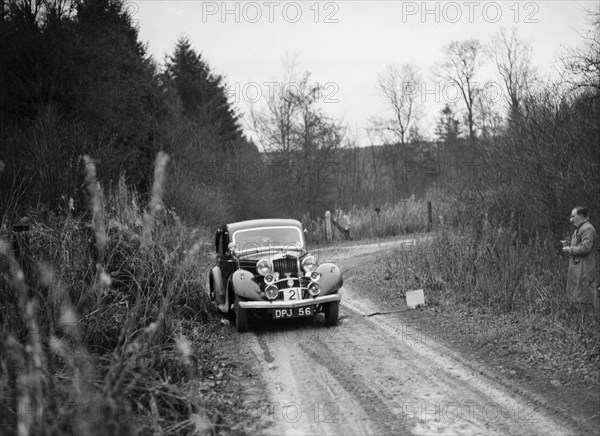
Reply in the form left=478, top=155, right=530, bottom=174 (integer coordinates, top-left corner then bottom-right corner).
left=216, top=229, right=236, bottom=305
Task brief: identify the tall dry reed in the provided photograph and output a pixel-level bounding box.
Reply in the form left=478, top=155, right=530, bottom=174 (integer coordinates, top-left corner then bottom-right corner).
left=1, top=153, right=215, bottom=435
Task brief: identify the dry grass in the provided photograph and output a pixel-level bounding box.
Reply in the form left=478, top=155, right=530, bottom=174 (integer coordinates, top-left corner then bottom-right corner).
left=302, top=194, right=455, bottom=245
left=0, top=154, right=217, bottom=435
left=377, top=219, right=598, bottom=337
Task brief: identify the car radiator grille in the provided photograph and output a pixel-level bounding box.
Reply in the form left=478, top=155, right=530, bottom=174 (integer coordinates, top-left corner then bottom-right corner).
left=272, top=258, right=305, bottom=295
left=273, top=258, right=298, bottom=277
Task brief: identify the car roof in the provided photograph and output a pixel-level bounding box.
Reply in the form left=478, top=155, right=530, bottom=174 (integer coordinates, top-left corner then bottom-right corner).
left=224, top=218, right=303, bottom=234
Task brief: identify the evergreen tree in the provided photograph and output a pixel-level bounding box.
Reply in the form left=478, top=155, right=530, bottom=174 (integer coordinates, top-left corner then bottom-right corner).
left=163, top=37, right=243, bottom=145
left=0, top=0, right=165, bottom=205
left=435, top=104, right=461, bottom=143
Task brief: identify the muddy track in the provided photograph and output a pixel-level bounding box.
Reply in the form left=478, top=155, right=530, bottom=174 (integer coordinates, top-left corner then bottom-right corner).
left=238, top=239, right=576, bottom=435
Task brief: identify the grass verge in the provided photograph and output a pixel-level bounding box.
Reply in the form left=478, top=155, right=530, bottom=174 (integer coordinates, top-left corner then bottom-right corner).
left=0, top=154, right=263, bottom=435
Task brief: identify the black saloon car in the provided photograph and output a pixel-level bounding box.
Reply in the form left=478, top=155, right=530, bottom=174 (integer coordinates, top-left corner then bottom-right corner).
left=208, top=219, right=343, bottom=332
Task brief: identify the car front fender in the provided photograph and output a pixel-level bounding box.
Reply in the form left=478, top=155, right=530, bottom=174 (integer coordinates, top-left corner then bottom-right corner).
left=232, top=269, right=263, bottom=301
left=316, top=263, right=343, bottom=296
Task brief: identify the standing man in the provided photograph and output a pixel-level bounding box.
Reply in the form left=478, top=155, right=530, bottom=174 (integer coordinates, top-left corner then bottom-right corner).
left=562, top=206, right=598, bottom=317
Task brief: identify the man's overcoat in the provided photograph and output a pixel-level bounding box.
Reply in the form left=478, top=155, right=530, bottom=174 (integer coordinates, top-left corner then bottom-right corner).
left=567, top=220, right=597, bottom=304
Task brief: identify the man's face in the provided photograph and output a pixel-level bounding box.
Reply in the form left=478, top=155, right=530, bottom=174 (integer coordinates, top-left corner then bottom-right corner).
left=570, top=209, right=585, bottom=227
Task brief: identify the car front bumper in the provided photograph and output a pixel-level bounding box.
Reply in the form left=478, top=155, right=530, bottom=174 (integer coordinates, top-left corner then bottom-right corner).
left=238, top=292, right=341, bottom=309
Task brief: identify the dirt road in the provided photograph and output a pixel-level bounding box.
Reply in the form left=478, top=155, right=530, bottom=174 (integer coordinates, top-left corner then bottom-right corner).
left=239, top=239, right=575, bottom=435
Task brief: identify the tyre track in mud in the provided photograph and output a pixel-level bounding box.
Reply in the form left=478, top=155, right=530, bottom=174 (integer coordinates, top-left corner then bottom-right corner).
left=239, top=240, right=575, bottom=435
left=247, top=318, right=376, bottom=435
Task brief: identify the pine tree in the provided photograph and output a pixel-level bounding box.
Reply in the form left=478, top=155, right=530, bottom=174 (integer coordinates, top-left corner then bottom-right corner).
left=435, top=104, right=461, bottom=143
left=164, top=37, right=243, bottom=145
left=0, top=0, right=164, bottom=203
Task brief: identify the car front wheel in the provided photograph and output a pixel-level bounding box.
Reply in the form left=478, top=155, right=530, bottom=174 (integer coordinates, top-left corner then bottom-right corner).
left=234, top=295, right=249, bottom=332
left=324, top=301, right=339, bottom=326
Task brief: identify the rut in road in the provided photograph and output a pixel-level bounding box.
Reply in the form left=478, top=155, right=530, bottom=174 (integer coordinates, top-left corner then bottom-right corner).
left=244, top=290, right=573, bottom=436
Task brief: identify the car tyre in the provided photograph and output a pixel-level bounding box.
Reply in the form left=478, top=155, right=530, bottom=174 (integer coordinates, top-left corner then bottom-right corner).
left=324, top=301, right=339, bottom=326
left=209, top=286, right=218, bottom=311
left=235, top=295, right=249, bottom=332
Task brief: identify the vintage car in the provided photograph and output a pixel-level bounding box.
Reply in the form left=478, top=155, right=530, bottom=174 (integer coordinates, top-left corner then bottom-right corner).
left=208, top=219, right=343, bottom=332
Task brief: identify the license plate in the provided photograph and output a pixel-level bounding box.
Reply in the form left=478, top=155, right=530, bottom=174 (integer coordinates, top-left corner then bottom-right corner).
left=273, top=306, right=314, bottom=319
left=283, top=288, right=301, bottom=301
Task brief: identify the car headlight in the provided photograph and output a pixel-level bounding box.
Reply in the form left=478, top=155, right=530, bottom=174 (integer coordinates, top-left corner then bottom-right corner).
left=301, top=255, right=317, bottom=273
left=256, top=259, right=272, bottom=276
left=264, top=273, right=276, bottom=285
left=265, top=284, right=279, bottom=300
left=307, top=282, right=321, bottom=296
left=307, top=271, right=320, bottom=282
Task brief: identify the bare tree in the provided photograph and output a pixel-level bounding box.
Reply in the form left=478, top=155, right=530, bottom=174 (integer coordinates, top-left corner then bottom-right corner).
left=250, top=56, right=299, bottom=155
left=434, top=39, right=484, bottom=141
left=560, top=6, right=600, bottom=96
left=374, top=63, right=422, bottom=146
left=474, top=85, right=504, bottom=140
left=369, top=63, right=423, bottom=201
left=250, top=61, right=345, bottom=217
left=488, top=28, right=536, bottom=120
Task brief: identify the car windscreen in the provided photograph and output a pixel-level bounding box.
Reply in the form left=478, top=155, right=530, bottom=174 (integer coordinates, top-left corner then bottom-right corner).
left=231, top=226, right=304, bottom=252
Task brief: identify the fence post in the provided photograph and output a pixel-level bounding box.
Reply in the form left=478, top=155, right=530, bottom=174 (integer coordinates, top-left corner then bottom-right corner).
left=427, top=201, right=432, bottom=232
left=343, top=214, right=351, bottom=232
left=325, top=211, right=332, bottom=241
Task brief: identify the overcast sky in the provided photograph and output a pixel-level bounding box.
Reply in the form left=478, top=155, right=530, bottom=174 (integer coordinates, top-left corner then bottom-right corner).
left=132, top=0, right=597, bottom=145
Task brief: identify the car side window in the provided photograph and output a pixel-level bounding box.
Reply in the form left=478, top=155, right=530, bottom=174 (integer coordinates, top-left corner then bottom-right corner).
left=215, top=231, right=223, bottom=256
left=222, top=232, right=229, bottom=254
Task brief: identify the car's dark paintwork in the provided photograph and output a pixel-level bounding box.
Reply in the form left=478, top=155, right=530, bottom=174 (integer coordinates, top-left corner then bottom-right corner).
left=208, top=219, right=343, bottom=331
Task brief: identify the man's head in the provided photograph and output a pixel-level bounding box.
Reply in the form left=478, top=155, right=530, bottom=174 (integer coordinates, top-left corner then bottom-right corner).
left=570, top=206, right=588, bottom=227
